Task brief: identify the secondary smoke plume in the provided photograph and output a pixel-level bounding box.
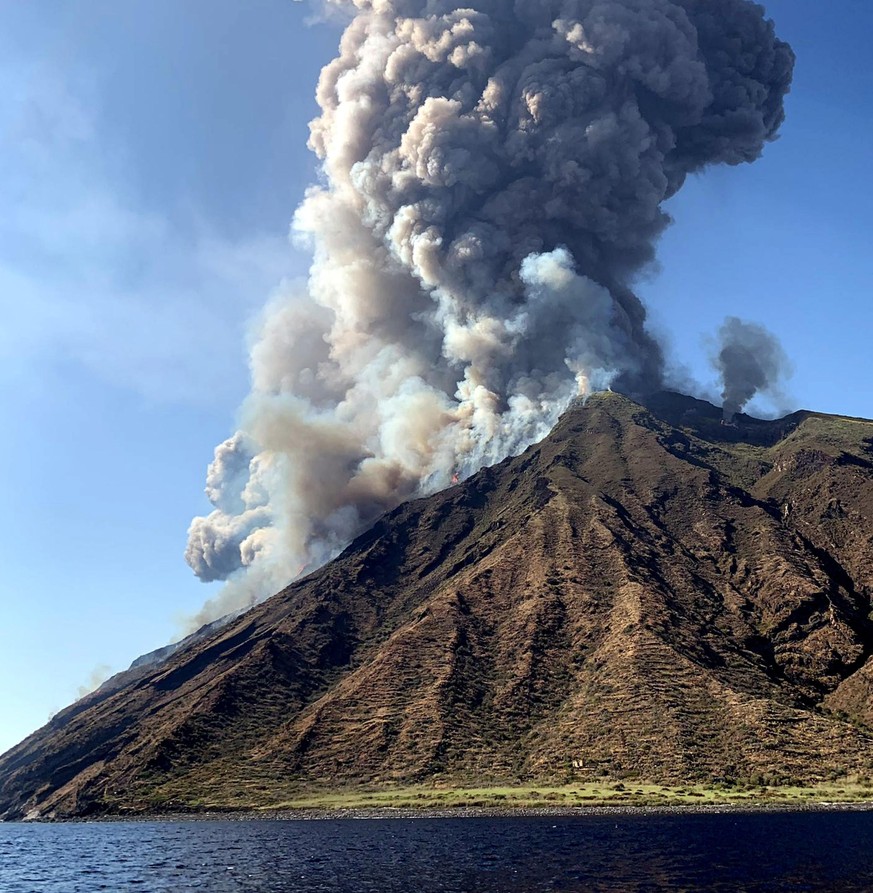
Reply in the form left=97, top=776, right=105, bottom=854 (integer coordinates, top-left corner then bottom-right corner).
left=186, top=0, right=793, bottom=621
left=76, top=664, right=112, bottom=700
left=716, top=316, right=791, bottom=420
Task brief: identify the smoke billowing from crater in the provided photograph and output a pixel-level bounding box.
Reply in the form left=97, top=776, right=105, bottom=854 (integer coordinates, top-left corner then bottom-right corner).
left=186, top=0, right=793, bottom=622
left=716, top=316, right=791, bottom=421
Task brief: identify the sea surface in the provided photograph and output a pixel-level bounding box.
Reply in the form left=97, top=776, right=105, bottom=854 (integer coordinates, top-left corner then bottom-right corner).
left=2, top=810, right=873, bottom=892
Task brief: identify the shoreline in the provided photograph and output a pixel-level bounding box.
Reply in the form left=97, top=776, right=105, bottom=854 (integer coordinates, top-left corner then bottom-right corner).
left=16, top=799, right=873, bottom=824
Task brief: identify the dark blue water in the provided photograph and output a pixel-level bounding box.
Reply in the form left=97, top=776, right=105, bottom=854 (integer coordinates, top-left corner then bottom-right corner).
left=2, top=812, right=873, bottom=892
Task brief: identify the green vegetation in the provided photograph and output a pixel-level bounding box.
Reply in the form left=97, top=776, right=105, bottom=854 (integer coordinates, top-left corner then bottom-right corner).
left=129, top=779, right=873, bottom=816
left=262, top=780, right=873, bottom=813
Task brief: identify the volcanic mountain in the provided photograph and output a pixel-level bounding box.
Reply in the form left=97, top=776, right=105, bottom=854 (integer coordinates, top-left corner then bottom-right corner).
left=4, top=391, right=873, bottom=820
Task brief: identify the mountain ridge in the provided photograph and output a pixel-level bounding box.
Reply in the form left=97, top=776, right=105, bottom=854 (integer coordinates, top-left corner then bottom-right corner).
left=4, top=391, right=873, bottom=820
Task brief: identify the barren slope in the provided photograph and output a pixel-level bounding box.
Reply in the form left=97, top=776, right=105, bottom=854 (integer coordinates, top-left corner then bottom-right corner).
left=3, top=392, right=873, bottom=819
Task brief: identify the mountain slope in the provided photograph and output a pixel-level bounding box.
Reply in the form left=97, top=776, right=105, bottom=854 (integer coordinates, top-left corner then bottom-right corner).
left=3, top=391, right=873, bottom=819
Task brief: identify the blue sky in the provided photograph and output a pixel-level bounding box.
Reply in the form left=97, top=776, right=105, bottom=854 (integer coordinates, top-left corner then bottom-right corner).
left=0, top=0, right=871, bottom=756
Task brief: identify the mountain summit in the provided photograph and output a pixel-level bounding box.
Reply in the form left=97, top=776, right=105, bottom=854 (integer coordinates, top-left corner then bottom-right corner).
left=4, top=392, right=873, bottom=819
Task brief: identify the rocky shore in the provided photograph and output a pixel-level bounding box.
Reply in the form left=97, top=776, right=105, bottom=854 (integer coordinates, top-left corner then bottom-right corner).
left=27, top=799, right=873, bottom=824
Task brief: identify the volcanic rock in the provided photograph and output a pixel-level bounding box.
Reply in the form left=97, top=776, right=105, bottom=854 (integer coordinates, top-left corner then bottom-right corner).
left=3, top=392, right=873, bottom=819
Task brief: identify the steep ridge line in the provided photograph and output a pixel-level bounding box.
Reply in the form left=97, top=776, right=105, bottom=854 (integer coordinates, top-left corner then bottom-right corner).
left=3, top=391, right=873, bottom=819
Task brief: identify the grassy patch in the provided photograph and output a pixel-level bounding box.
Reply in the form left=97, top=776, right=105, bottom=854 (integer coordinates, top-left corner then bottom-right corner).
left=243, top=780, right=873, bottom=814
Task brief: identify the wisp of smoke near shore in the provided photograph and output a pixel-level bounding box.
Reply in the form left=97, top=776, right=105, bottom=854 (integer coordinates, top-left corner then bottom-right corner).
left=185, top=0, right=794, bottom=624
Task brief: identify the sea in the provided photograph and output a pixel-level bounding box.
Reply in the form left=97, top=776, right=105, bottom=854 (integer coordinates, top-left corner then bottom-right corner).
left=2, top=811, right=873, bottom=892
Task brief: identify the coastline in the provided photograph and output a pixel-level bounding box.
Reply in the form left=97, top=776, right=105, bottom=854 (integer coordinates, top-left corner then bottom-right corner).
left=20, top=798, right=873, bottom=824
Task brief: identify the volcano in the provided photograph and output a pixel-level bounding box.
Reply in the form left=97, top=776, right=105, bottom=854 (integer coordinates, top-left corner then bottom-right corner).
left=3, top=391, right=873, bottom=820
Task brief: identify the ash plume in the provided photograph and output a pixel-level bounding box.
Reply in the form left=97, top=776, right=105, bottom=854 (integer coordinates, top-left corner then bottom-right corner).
left=186, top=0, right=793, bottom=622
left=716, top=316, right=791, bottom=420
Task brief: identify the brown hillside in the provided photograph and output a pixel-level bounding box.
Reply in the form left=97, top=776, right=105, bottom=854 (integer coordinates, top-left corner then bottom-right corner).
left=3, top=391, right=873, bottom=819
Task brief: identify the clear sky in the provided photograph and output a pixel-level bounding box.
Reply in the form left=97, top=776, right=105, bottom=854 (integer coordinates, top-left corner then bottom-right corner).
left=0, top=0, right=871, bottom=756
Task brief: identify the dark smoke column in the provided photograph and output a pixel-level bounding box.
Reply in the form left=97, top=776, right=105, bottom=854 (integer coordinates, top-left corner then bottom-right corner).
left=716, top=316, right=791, bottom=420
left=185, top=0, right=795, bottom=622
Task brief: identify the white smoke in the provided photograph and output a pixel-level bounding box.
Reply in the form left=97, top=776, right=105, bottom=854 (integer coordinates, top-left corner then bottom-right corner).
left=186, top=0, right=794, bottom=623
left=76, top=664, right=112, bottom=700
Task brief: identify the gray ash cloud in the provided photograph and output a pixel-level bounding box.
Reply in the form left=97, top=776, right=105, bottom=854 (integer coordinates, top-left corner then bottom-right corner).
left=185, top=0, right=794, bottom=623
left=716, top=316, right=791, bottom=420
